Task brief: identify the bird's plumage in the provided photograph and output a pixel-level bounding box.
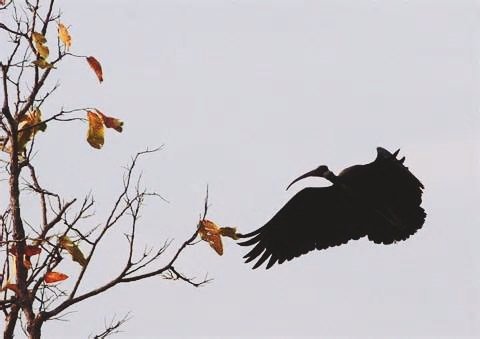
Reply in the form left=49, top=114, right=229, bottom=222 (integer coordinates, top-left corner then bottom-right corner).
left=239, top=147, right=426, bottom=269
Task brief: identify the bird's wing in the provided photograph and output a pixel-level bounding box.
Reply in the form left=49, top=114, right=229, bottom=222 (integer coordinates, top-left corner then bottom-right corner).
left=341, top=148, right=426, bottom=244
left=238, top=186, right=366, bottom=269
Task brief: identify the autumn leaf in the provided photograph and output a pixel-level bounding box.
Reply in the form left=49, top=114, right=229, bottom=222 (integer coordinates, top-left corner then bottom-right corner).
left=23, top=257, right=32, bottom=269
left=32, top=32, right=46, bottom=45
left=86, top=111, right=105, bottom=149
left=58, top=23, right=72, bottom=50
left=86, top=56, right=103, bottom=83
left=25, top=245, right=41, bottom=256
left=36, top=44, right=49, bottom=59
left=5, top=284, right=20, bottom=295
left=219, top=227, right=241, bottom=240
left=198, top=219, right=224, bottom=255
left=32, top=59, right=54, bottom=69
left=58, top=235, right=87, bottom=267
left=44, top=271, right=69, bottom=284
left=95, top=109, right=123, bottom=132
left=9, top=244, right=42, bottom=257
left=17, top=107, right=47, bottom=152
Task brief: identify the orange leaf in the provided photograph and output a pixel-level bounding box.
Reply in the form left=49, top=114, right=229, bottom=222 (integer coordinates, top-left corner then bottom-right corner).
left=86, top=111, right=104, bottom=149
left=58, top=23, right=72, bottom=50
left=95, top=109, right=123, bottom=132
left=44, top=271, right=69, bottom=284
left=86, top=56, right=103, bottom=83
left=198, top=219, right=223, bottom=255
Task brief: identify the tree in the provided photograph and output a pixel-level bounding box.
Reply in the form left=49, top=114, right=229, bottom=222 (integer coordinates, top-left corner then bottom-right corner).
left=0, top=1, right=238, bottom=337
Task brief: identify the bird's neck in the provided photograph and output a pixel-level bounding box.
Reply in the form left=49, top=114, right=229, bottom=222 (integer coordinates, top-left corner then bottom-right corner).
left=323, top=170, right=338, bottom=184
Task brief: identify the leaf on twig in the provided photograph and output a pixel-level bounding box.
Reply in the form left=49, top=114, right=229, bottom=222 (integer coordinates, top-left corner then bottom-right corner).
left=86, top=111, right=105, bottom=149
left=44, top=271, right=69, bottom=283
left=32, top=32, right=46, bottom=45
left=59, top=235, right=87, bottom=267
left=219, top=227, right=241, bottom=240
left=86, top=110, right=123, bottom=148
left=5, top=284, right=20, bottom=295
left=25, top=245, right=41, bottom=256
left=32, top=59, right=54, bottom=69
left=58, top=23, right=72, bottom=50
left=86, top=56, right=103, bottom=83
left=17, top=107, right=47, bottom=152
left=198, top=220, right=242, bottom=255
left=32, top=32, right=49, bottom=59
left=95, top=109, right=123, bottom=132
left=199, top=220, right=223, bottom=255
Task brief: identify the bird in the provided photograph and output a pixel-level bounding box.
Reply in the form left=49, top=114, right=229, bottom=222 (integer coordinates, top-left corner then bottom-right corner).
left=238, top=147, right=426, bottom=269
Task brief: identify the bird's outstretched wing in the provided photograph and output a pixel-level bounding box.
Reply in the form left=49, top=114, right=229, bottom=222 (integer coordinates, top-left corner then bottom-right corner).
left=238, top=186, right=366, bottom=269
left=340, top=148, right=426, bottom=244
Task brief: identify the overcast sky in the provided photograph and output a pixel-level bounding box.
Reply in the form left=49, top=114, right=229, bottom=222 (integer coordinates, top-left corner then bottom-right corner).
left=3, top=0, right=480, bottom=337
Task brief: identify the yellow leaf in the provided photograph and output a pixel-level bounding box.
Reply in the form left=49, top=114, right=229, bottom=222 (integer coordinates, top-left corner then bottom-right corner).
left=17, top=108, right=47, bottom=152
left=44, top=271, right=69, bottom=284
left=58, top=235, right=87, bottom=267
left=36, top=44, right=49, bottom=59
left=219, top=227, right=241, bottom=240
left=32, top=32, right=46, bottom=45
left=86, top=56, right=103, bottom=83
left=198, top=219, right=223, bottom=255
left=95, top=109, right=123, bottom=133
left=58, top=23, right=72, bottom=50
left=86, top=111, right=104, bottom=149
left=32, top=58, right=54, bottom=69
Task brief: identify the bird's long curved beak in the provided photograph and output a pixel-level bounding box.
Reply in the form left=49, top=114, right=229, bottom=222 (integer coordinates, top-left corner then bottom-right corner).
left=286, top=169, right=318, bottom=190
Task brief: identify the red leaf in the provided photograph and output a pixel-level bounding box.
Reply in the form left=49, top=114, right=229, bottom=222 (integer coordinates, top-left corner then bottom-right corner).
left=86, top=56, right=103, bottom=83
left=25, top=245, right=41, bottom=256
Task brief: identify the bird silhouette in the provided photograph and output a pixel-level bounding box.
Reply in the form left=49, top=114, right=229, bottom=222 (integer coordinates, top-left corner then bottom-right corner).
left=239, top=147, right=426, bottom=269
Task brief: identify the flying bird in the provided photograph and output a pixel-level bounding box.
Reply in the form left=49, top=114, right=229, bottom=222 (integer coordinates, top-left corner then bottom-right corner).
left=239, top=147, right=426, bottom=269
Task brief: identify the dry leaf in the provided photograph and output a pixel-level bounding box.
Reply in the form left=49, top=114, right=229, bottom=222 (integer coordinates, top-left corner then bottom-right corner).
left=32, top=32, right=46, bottom=45
left=5, top=283, right=20, bottom=295
left=95, top=109, right=123, bottom=132
left=17, top=108, right=47, bottom=152
left=36, top=44, right=49, bottom=59
left=25, top=245, right=41, bottom=256
left=198, top=219, right=223, bottom=255
left=23, top=256, right=32, bottom=269
left=9, top=244, right=42, bottom=256
left=86, top=56, right=103, bottom=83
left=219, top=227, right=241, bottom=240
left=44, top=271, right=69, bottom=284
left=32, top=59, right=54, bottom=69
left=58, top=23, right=72, bottom=50
left=59, top=235, right=87, bottom=267
left=86, top=111, right=104, bottom=149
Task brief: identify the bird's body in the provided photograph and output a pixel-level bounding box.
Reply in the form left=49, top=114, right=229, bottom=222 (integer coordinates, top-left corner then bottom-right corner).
left=239, top=147, right=426, bottom=269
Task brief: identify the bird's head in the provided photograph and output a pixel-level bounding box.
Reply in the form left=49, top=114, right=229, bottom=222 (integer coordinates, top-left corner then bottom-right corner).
left=286, top=165, right=334, bottom=190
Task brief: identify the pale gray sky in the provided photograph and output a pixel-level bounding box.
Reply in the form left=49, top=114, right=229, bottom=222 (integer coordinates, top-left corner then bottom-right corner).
left=4, top=0, right=480, bottom=337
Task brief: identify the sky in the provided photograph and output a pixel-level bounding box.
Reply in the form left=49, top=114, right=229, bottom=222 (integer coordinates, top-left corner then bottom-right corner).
left=2, top=0, right=480, bottom=337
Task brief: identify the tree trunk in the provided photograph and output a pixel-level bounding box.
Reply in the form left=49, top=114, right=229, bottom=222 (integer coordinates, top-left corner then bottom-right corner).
left=3, top=305, right=19, bottom=339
